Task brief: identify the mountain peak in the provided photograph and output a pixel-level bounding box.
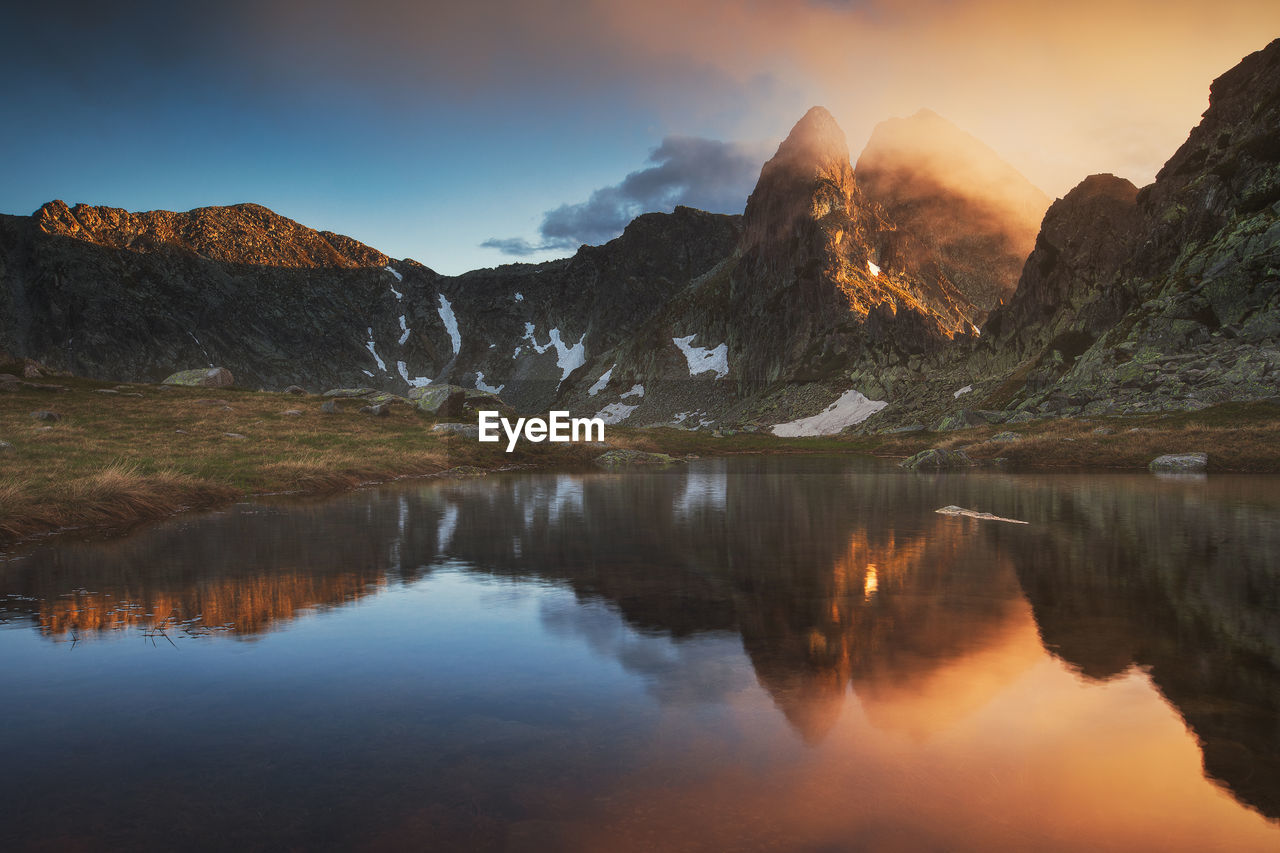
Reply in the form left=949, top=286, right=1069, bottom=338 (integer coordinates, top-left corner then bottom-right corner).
left=33, top=200, right=389, bottom=269
left=854, top=109, right=1050, bottom=311
left=769, top=106, right=851, bottom=177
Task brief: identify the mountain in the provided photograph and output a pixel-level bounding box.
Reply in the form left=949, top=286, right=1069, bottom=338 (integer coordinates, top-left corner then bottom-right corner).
left=727, top=106, right=972, bottom=386
left=0, top=202, right=453, bottom=390
left=855, top=109, right=1050, bottom=315
left=34, top=200, right=390, bottom=268
left=872, top=36, right=1280, bottom=429
left=4, top=38, right=1276, bottom=432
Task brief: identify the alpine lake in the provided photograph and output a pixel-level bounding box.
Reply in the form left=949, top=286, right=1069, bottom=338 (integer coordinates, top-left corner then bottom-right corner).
left=2, top=457, right=1278, bottom=851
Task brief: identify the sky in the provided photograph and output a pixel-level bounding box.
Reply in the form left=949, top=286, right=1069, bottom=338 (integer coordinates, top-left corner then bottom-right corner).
left=2, top=1, right=1277, bottom=274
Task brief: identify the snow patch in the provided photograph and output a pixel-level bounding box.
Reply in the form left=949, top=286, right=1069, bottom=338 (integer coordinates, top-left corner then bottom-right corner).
left=523, top=324, right=586, bottom=384
left=867, top=260, right=881, bottom=277
left=398, top=315, right=411, bottom=345
left=596, top=402, right=638, bottom=424
left=587, top=365, right=614, bottom=397
left=397, top=361, right=432, bottom=388
left=673, top=335, right=729, bottom=379
left=385, top=267, right=404, bottom=300
left=673, top=411, right=714, bottom=429
left=437, top=294, right=461, bottom=354
left=474, top=372, right=505, bottom=395
left=514, top=292, right=524, bottom=302
left=362, top=369, right=374, bottom=378
left=771, top=389, right=888, bottom=437
left=620, top=384, right=644, bottom=399
left=366, top=328, right=387, bottom=373
left=953, top=385, right=973, bottom=398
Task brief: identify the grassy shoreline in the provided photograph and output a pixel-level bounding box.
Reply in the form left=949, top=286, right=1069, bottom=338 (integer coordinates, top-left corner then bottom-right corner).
left=3, top=376, right=1278, bottom=547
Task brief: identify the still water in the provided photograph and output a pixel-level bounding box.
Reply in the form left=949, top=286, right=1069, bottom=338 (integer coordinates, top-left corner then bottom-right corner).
left=1, top=457, right=1278, bottom=851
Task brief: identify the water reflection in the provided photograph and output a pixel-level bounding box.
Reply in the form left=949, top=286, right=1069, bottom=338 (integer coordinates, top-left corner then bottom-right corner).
left=1, top=458, right=1277, bottom=847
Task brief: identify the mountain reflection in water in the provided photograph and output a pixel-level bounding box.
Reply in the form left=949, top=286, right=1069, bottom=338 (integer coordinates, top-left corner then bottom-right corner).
left=0, top=457, right=1277, bottom=851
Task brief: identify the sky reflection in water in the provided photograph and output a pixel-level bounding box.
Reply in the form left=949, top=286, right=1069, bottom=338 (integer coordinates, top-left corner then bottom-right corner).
left=1, top=457, right=1277, bottom=851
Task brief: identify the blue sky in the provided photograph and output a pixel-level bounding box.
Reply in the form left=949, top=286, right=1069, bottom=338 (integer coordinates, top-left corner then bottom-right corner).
left=3, top=1, right=1277, bottom=274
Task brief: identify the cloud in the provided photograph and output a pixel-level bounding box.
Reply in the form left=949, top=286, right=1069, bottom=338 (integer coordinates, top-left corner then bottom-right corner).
left=11, top=1, right=1280, bottom=211
left=483, top=136, right=764, bottom=256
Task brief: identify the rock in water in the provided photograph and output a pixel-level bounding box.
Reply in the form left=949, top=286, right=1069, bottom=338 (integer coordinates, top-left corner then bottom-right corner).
left=593, top=449, right=683, bottom=467
left=164, top=367, right=234, bottom=388
left=1149, top=453, right=1208, bottom=473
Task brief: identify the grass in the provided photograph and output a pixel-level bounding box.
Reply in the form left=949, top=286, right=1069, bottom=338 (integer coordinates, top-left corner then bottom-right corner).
left=3, top=374, right=1279, bottom=545
left=863, top=401, right=1280, bottom=472
left=0, top=377, right=606, bottom=544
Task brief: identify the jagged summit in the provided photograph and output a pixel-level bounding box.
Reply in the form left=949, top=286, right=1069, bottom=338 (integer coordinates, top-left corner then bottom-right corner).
left=766, top=106, right=851, bottom=177
left=34, top=199, right=389, bottom=269
left=855, top=109, right=1050, bottom=312
left=742, top=106, right=859, bottom=251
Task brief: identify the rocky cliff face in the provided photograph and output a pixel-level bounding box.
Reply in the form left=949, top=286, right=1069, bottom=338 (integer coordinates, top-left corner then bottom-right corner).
left=978, top=37, right=1280, bottom=419
left=0, top=209, right=455, bottom=391
left=727, top=106, right=982, bottom=387
left=981, top=173, right=1143, bottom=358
left=0, top=200, right=741, bottom=402
left=861, top=37, right=1280, bottom=431
left=855, top=109, right=1050, bottom=316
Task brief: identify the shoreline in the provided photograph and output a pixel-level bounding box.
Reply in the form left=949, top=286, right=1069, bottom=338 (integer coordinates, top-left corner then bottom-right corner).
left=3, top=377, right=1278, bottom=549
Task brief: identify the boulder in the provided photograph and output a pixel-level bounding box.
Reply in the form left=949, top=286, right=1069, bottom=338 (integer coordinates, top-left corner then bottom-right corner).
left=359, top=403, right=391, bottom=417
left=283, top=385, right=309, bottom=395
left=281, top=409, right=303, bottom=417
left=463, top=388, right=506, bottom=407
left=163, top=367, right=234, bottom=387
left=0, top=440, right=12, bottom=452
left=593, top=449, right=683, bottom=467
left=322, top=387, right=377, bottom=398
left=934, top=410, right=992, bottom=431
left=321, top=400, right=339, bottom=414
left=1149, top=453, right=1208, bottom=473
left=412, top=385, right=466, bottom=417
left=988, top=432, right=1022, bottom=443
left=30, top=410, right=61, bottom=422
left=431, top=422, right=480, bottom=439
left=900, top=448, right=974, bottom=471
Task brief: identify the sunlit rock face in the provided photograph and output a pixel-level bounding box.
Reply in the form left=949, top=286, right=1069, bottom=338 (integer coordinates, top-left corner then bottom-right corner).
left=34, top=200, right=391, bottom=269
left=728, top=106, right=989, bottom=386
left=855, top=109, right=1051, bottom=317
